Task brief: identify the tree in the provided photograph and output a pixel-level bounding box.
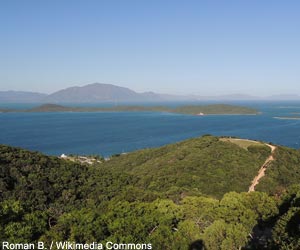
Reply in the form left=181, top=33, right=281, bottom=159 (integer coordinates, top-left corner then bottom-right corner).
left=202, top=220, right=248, bottom=250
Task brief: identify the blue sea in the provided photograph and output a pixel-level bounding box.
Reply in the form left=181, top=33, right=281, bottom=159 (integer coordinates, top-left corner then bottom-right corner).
left=1, top=101, right=300, bottom=157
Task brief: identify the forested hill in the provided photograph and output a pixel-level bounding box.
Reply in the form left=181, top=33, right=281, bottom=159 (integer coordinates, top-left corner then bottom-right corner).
left=1, top=136, right=300, bottom=249
left=103, top=136, right=271, bottom=198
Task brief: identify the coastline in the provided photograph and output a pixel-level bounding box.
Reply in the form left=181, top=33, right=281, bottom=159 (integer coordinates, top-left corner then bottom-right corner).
left=273, top=116, right=300, bottom=120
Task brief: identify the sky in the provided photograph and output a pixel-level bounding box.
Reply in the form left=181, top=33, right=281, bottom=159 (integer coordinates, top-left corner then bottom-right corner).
left=1, top=0, right=300, bottom=96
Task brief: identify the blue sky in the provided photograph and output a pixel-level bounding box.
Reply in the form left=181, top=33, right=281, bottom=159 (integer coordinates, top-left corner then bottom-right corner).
left=1, top=0, right=300, bottom=96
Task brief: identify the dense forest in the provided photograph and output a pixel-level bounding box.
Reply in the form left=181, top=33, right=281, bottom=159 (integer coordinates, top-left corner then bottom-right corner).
left=1, top=136, right=300, bottom=249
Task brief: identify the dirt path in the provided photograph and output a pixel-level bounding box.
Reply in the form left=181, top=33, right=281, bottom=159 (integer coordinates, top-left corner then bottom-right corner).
left=248, top=144, right=277, bottom=192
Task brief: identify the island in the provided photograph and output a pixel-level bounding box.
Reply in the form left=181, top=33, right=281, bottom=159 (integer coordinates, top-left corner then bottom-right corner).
left=0, top=103, right=259, bottom=115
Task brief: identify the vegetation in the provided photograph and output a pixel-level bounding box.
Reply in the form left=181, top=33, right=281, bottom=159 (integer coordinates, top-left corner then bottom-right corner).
left=256, top=145, right=300, bottom=195
left=1, top=136, right=300, bottom=249
left=1, top=103, right=259, bottom=115
left=101, top=136, right=270, bottom=199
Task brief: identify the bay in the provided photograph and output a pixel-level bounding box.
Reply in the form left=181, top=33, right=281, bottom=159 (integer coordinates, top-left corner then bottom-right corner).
left=1, top=101, right=300, bottom=156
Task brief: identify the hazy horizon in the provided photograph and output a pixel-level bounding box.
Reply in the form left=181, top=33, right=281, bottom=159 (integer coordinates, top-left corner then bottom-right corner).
left=2, top=82, right=300, bottom=99
left=1, top=1, right=300, bottom=96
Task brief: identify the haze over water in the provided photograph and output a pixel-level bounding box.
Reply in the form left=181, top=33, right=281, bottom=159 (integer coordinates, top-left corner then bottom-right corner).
left=0, top=101, right=299, bottom=157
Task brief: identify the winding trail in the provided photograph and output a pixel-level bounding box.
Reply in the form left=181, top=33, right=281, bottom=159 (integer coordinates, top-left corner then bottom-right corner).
left=248, top=144, right=277, bottom=192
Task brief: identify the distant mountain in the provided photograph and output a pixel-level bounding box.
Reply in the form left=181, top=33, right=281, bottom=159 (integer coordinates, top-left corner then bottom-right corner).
left=266, top=94, right=300, bottom=100
left=2, top=83, right=300, bottom=103
left=194, top=93, right=300, bottom=101
left=44, top=83, right=165, bottom=103
left=193, top=94, right=261, bottom=101
left=215, top=94, right=261, bottom=100
left=0, top=91, right=47, bottom=103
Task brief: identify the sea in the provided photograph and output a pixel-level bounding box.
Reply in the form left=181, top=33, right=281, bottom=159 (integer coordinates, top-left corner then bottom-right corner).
left=1, top=101, right=300, bottom=157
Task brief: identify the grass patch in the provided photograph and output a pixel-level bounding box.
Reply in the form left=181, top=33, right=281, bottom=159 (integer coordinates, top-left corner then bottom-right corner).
left=220, top=138, right=262, bottom=150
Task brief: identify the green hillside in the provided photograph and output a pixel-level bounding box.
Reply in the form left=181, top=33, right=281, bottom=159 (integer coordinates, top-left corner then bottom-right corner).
left=256, top=145, right=300, bottom=194
left=102, top=136, right=270, bottom=198
left=1, top=136, right=300, bottom=249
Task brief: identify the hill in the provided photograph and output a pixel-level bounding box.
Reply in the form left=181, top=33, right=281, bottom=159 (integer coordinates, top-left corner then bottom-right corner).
left=1, top=136, right=300, bottom=249
left=102, top=136, right=270, bottom=198
left=28, top=103, right=74, bottom=112
left=0, top=91, right=47, bottom=103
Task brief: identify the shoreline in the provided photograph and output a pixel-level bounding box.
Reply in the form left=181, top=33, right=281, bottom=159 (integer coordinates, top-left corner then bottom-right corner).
left=274, top=116, right=300, bottom=120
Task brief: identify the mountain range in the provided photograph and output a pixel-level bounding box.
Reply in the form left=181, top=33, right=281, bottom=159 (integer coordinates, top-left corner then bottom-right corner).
left=0, top=91, right=47, bottom=103
left=1, top=83, right=300, bottom=103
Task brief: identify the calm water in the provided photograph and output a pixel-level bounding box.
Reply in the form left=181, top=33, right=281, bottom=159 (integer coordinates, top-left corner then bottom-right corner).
left=1, top=101, right=300, bottom=156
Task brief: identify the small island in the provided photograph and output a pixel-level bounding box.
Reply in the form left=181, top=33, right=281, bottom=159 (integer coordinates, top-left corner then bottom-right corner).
left=0, top=103, right=259, bottom=115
